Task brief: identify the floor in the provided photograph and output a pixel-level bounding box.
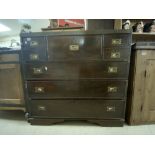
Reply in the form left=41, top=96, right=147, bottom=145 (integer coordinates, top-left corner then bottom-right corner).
left=0, top=110, right=155, bottom=135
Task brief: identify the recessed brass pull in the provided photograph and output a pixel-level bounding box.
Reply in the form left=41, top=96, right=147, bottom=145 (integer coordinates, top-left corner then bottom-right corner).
left=33, top=68, right=43, bottom=74
left=38, top=106, right=46, bottom=111
left=69, top=45, right=79, bottom=51
left=108, top=67, right=118, bottom=73
left=111, top=52, right=120, bottom=58
left=30, top=41, right=38, bottom=47
left=112, top=39, right=122, bottom=45
left=108, top=86, right=118, bottom=93
left=107, top=106, right=115, bottom=112
left=30, top=54, right=39, bottom=60
left=34, top=87, right=45, bottom=93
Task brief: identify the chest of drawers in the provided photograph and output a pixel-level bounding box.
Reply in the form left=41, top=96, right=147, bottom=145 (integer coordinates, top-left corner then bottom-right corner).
left=21, top=30, right=131, bottom=126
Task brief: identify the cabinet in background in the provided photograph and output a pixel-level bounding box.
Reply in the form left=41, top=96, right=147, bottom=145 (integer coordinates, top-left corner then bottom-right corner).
left=0, top=50, right=24, bottom=110
left=127, top=42, right=155, bottom=124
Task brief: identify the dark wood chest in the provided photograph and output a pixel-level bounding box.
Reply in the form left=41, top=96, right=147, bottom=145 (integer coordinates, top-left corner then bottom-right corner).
left=21, top=30, right=132, bottom=126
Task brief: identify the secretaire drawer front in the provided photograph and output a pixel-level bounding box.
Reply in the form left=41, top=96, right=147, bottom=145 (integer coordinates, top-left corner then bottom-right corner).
left=103, top=48, right=131, bottom=61
left=27, top=80, right=127, bottom=99
left=30, top=100, right=125, bottom=119
left=47, top=35, right=102, bottom=60
left=22, top=37, right=47, bottom=49
left=24, top=62, right=129, bottom=79
left=22, top=49, right=47, bottom=62
left=104, top=34, right=131, bottom=47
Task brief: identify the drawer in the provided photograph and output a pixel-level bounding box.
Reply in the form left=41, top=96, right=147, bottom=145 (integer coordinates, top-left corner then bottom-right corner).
left=103, top=48, right=131, bottom=61
left=26, top=80, right=127, bottom=99
left=22, top=37, right=47, bottom=49
left=47, top=35, right=102, bottom=61
left=0, top=54, right=19, bottom=62
left=24, top=61, right=129, bottom=80
left=29, top=99, right=125, bottom=119
left=22, top=49, right=47, bottom=62
left=103, top=34, right=131, bottom=47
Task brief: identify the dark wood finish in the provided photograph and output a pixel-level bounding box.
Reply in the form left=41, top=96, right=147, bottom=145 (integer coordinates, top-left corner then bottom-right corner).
left=103, top=48, right=131, bottom=61
left=23, top=61, right=130, bottom=80
left=22, top=36, right=47, bottom=49
left=104, top=34, right=131, bottom=47
left=48, top=35, right=102, bottom=61
left=21, top=30, right=132, bottom=126
left=28, top=118, right=124, bottom=126
left=27, top=80, right=127, bottom=99
left=29, top=100, right=125, bottom=119
left=22, top=36, right=47, bottom=62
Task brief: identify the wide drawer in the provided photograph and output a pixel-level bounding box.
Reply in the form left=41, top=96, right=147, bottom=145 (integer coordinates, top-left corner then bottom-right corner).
left=47, top=35, right=102, bottom=60
left=103, top=48, right=131, bottom=61
left=26, top=80, right=127, bottom=99
left=103, top=34, right=131, bottom=47
left=29, top=99, right=125, bottom=119
left=23, top=61, right=129, bottom=80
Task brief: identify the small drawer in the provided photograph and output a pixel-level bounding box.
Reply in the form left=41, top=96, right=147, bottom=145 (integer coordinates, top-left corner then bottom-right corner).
left=103, top=34, right=131, bottom=47
left=24, top=61, right=129, bottom=80
left=26, top=80, right=127, bottom=99
left=103, top=48, right=131, bottom=61
left=22, top=50, right=47, bottom=62
left=0, top=54, right=19, bottom=62
left=29, top=99, right=125, bottom=119
left=22, top=37, right=47, bottom=49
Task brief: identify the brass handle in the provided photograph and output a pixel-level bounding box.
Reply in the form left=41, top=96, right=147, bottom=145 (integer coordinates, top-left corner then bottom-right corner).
left=112, top=39, right=122, bottom=45
left=30, top=54, right=39, bottom=60
left=34, top=87, right=45, bottom=93
left=38, top=106, right=46, bottom=111
left=108, top=67, right=118, bottom=73
left=33, top=68, right=43, bottom=74
left=33, top=66, right=47, bottom=74
left=30, top=41, right=39, bottom=47
left=111, top=52, right=120, bottom=58
left=69, top=45, right=79, bottom=51
left=107, top=106, right=115, bottom=112
left=108, top=86, right=118, bottom=93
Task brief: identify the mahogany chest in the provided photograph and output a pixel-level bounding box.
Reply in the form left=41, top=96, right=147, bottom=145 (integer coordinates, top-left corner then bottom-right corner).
left=20, top=30, right=132, bottom=126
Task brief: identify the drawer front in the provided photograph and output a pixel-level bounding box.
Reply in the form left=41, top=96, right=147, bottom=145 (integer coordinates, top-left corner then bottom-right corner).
left=22, top=49, right=47, bottom=62
left=29, top=100, right=125, bottom=119
left=103, top=48, right=131, bottom=61
left=0, top=54, right=19, bottom=62
left=24, top=62, right=129, bottom=80
left=22, top=37, right=47, bottom=49
left=47, top=35, right=102, bottom=61
left=104, top=34, right=131, bottom=47
left=26, top=80, right=127, bottom=99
